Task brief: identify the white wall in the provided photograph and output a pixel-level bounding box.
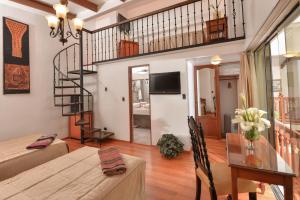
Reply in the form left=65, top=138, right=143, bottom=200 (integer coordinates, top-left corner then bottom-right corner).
left=92, top=40, right=244, bottom=150
left=0, top=3, right=68, bottom=141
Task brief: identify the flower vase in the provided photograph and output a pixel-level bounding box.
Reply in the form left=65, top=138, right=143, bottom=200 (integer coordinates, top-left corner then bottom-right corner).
left=247, top=140, right=255, bottom=151
left=244, top=128, right=260, bottom=151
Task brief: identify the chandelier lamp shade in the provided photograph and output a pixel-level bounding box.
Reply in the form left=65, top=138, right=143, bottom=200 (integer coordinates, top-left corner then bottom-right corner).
left=46, top=1, right=84, bottom=45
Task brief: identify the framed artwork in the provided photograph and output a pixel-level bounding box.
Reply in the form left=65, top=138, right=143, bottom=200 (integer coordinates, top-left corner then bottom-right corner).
left=3, top=17, right=30, bottom=94
left=272, top=79, right=282, bottom=92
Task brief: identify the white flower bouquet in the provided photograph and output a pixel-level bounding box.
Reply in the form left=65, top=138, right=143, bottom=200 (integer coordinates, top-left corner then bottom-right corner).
left=232, top=94, right=271, bottom=143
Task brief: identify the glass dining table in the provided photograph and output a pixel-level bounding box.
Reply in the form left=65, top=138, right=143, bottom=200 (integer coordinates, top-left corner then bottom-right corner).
left=226, top=133, right=296, bottom=200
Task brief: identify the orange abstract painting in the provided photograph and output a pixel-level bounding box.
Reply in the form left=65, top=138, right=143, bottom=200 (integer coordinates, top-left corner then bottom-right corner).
left=3, top=17, right=30, bottom=94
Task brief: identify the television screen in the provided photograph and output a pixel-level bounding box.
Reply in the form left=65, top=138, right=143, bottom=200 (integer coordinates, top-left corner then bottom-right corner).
left=149, top=72, right=181, bottom=94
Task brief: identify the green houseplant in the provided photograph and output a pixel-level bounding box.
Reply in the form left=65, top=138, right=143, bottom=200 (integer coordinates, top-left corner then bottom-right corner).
left=157, top=134, right=184, bottom=159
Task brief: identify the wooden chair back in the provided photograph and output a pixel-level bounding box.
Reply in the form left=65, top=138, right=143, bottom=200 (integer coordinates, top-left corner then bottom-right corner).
left=188, top=116, right=217, bottom=199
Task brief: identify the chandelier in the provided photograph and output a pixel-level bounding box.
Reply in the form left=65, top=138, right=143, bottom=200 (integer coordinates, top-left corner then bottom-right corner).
left=46, top=1, right=84, bottom=45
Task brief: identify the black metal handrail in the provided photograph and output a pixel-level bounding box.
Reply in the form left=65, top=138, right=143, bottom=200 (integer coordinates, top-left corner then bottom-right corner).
left=53, top=43, right=93, bottom=116
left=81, top=0, right=245, bottom=64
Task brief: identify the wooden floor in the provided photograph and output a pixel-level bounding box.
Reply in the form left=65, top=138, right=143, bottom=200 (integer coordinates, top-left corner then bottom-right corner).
left=64, top=138, right=299, bottom=200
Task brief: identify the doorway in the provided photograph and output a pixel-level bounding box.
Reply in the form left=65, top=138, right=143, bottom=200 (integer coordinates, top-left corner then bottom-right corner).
left=219, top=75, right=239, bottom=138
left=194, top=65, right=221, bottom=139
left=128, top=65, right=152, bottom=145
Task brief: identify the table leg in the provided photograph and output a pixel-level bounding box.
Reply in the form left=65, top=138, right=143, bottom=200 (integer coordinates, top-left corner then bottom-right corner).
left=231, top=168, right=238, bottom=200
left=284, top=177, right=293, bottom=200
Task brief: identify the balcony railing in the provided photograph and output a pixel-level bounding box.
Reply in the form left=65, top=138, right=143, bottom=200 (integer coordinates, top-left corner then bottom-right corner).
left=81, top=0, right=246, bottom=65
left=275, top=120, right=300, bottom=176
left=274, top=94, right=300, bottom=124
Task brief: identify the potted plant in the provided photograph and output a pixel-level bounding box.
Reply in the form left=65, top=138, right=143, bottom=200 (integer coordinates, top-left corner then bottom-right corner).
left=157, top=134, right=184, bottom=159
left=232, top=94, right=271, bottom=150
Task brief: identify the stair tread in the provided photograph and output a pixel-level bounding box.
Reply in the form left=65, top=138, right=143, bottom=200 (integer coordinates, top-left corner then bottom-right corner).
left=59, top=77, right=80, bottom=81
left=55, top=102, right=82, bottom=107
left=55, top=85, right=80, bottom=89
left=54, top=93, right=91, bottom=97
left=62, top=110, right=92, bottom=116
left=68, top=70, right=97, bottom=75
left=54, top=94, right=81, bottom=97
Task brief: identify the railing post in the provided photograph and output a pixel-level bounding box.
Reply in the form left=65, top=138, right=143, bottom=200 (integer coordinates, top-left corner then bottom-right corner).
left=275, top=125, right=280, bottom=152
left=279, top=94, right=285, bottom=122
left=290, top=138, right=298, bottom=173
left=285, top=133, right=291, bottom=166
left=79, top=31, right=85, bottom=144
left=279, top=129, right=285, bottom=157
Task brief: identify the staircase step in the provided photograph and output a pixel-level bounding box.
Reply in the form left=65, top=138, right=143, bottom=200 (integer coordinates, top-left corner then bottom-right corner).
left=55, top=85, right=80, bottom=89
left=75, top=120, right=90, bottom=125
left=54, top=94, right=81, bottom=97
left=68, top=70, right=97, bottom=75
left=55, top=102, right=82, bottom=107
left=54, top=94, right=91, bottom=97
left=62, top=110, right=92, bottom=116
left=59, top=77, right=80, bottom=81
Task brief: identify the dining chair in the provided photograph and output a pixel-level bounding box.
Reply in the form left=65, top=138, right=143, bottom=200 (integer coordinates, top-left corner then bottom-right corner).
left=187, top=116, right=258, bottom=200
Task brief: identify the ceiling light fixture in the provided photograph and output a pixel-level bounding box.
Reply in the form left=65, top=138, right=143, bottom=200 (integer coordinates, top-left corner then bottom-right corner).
left=210, top=55, right=222, bottom=65
left=46, top=0, right=84, bottom=45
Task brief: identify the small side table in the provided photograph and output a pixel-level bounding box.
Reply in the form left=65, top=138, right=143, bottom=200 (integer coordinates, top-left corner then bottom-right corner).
left=91, top=131, right=114, bottom=147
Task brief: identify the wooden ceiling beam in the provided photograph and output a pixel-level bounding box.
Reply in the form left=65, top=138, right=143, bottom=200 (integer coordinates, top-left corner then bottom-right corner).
left=69, top=0, right=99, bottom=12
left=8, top=0, right=76, bottom=19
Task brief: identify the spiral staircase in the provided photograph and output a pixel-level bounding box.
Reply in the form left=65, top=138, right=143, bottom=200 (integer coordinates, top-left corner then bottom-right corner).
left=53, top=43, right=112, bottom=144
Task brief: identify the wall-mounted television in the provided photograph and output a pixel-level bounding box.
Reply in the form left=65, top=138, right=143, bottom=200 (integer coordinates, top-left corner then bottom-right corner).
left=149, top=72, right=181, bottom=94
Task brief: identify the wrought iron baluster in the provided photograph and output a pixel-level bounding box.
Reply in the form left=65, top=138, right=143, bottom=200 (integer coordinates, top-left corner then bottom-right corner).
left=241, top=0, right=245, bottom=37
left=73, top=44, right=76, bottom=71
left=180, top=6, right=183, bottom=47
left=108, top=28, right=111, bottom=60
left=73, top=44, right=76, bottom=93
left=115, top=26, right=117, bottom=59
left=101, top=31, right=103, bottom=61
left=174, top=8, right=178, bottom=48
left=142, top=18, right=145, bottom=54
left=187, top=4, right=191, bottom=46
left=157, top=13, right=160, bottom=51
left=208, top=0, right=211, bottom=22
left=215, top=0, right=220, bottom=40
left=105, top=29, right=107, bottom=60
left=201, top=0, right=205, bottom=43
left=152, top=15, right=154, bottom=52
left=232, top=0, right=237, bottom=38
left=193, top=2, right=197, bottom=45
left=147, top=16, right=149, bottom=53
left=91, top=33, right=93, bottom=68
left=224, top=0, right=227, bottom=18
left=168, top=10, right=171, bottom=49
left=136, top=19, right=139, bottom=56
left=132, top=20, right=135, bottom=56
left=162, top=11, right=165, bottom=50
left=86, top=33, right=89, bottom=67
left=66, top=49, right=69, bottom=76
left=111, top=28, right=113, bottom=60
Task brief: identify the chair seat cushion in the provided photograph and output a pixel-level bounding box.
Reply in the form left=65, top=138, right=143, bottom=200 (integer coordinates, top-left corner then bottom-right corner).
left=196, top=162, right=257, bottom=195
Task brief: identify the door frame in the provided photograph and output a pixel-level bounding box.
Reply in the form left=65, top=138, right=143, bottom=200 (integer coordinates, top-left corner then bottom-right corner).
left=194, top=64, right=221, bottom=139
left=128, top=64, right=152, bottom=145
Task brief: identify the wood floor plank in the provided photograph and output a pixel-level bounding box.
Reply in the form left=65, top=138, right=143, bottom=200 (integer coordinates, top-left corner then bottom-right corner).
left=64, top=138, right=299, bottom=200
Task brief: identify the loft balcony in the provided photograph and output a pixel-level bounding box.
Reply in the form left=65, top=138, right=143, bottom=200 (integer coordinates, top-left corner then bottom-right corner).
left=81, top=0, right=246, bottom=65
